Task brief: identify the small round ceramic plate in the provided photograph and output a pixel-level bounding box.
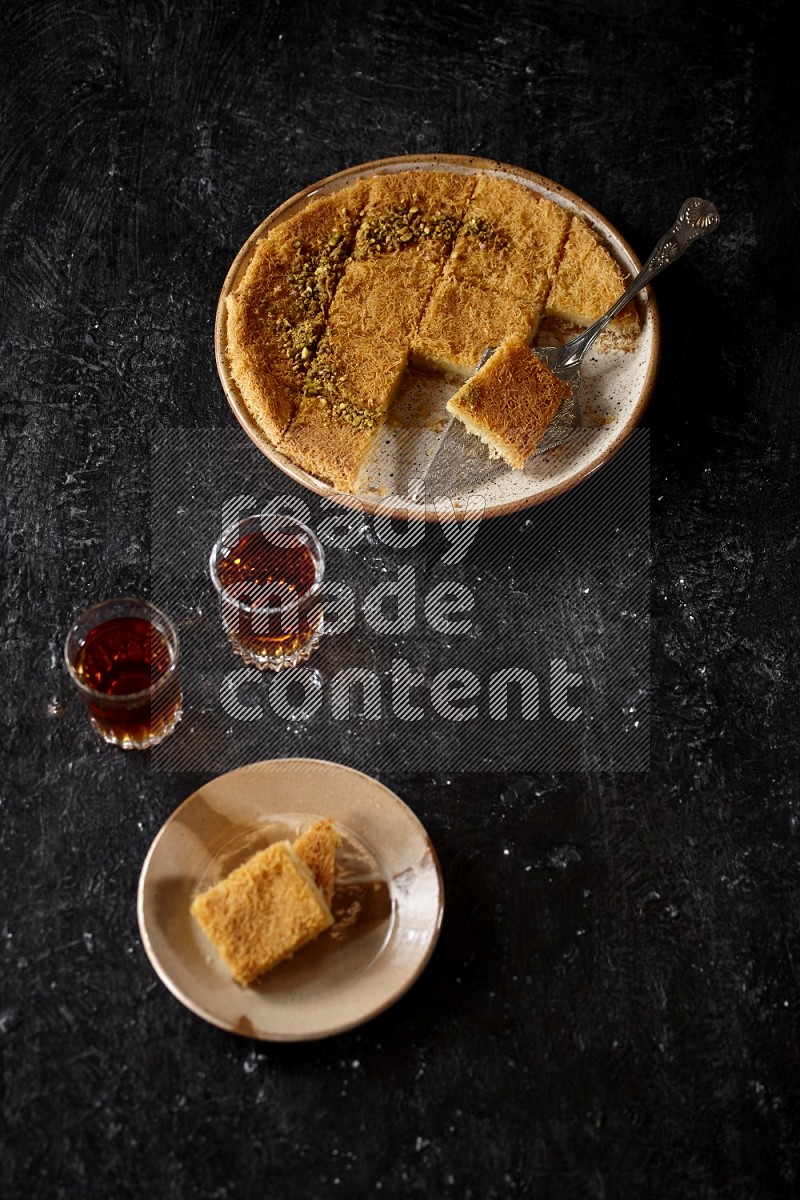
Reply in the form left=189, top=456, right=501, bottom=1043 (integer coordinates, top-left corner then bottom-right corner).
left=137, top=758, right=443, bottom=1041
left=215, top=153, right=660, bottom=521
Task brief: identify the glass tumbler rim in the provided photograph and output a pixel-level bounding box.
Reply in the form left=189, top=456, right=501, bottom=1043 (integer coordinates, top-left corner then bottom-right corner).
left=64, top=595, right=181, bottom=703
left=208, top=512, right=325, bottom=615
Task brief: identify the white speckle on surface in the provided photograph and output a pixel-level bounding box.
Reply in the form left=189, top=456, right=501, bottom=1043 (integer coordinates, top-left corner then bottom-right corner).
left=547, top=845, right=582, bottom=869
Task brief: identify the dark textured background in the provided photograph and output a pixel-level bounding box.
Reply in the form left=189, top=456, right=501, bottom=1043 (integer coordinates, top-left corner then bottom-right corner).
left=2, top=1, right=799, bottom=1197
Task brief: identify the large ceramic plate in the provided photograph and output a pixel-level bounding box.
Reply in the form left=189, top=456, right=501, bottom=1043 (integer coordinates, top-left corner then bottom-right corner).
left=215, top=153, right=659, bottom=520
left=137, top=758, right=443, bottom=1041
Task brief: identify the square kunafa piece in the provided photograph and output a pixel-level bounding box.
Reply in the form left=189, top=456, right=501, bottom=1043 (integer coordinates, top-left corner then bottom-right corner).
left=446, top=334, right=573, bottom=469
left=353, top=170, right=475, bottom=263
left=305, top=333, right=408, bottom=424
left=277, top=393, right=384, bottom=492
left=326, top=254, right=440, bottom=346
left=412, top=277, right=546, bottom=376
left=190, top=840, right=334, bottom=986
left=447, top=176, right=570, bottom=297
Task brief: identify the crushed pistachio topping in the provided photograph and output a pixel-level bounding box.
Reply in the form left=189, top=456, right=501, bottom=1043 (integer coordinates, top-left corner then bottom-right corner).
left=362, top=193, right=460, bottom=254
left=274, top=315, right=320, bottom=374
left=306, top=389, right=378, bottom=431
left=329, top=399, right=378, bottom=430
left=462, top=215, right=509, bottom=251
left=305, top=357, right=340, bottom=396
left=273, top=218, right=360, bottom=372
left=286, top=223, right=355, bottom=313
left=305, top=360, right=379, bottom=430
left=286, top=255, right=337, bottom=312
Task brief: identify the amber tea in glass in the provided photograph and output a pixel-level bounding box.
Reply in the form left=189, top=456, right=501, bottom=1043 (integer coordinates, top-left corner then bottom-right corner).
left=64, top=598, right=183, bottom=748
left=209, top=513, right=325, bottom=670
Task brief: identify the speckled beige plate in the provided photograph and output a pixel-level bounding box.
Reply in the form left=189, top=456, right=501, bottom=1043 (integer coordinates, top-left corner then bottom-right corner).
left=215, top=153, right=660, bottom=521
left=137, top=758, right=443, bottom=1041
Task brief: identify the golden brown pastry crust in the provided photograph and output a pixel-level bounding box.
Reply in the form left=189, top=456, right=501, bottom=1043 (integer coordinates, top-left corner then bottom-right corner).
left=543, top=215, right=640, bottom=350
left=190, top=840, right=334, bottom=986
left=293, top=818, right=340, bottom=906
left=352, top=170, right=475, bottom=263
left=446, top=335, right=573, bottom=469
left=304, top=333, right=408, bottom=423
left=412, top=275, right=546, bottom=376
left=447, top=175, right=570, bottom=297
left=325, top=254, right=440, bottom=346
left=277, top=393, right=383, bottom=493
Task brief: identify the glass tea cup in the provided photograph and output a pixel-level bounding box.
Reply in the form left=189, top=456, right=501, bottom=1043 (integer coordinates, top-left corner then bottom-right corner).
left=64, top=597, right=183, bottom=749
left=209, top=512, right=325, bottom=671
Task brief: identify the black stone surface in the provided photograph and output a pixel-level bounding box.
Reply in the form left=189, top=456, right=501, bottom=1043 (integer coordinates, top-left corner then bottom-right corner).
left=2, top=1, right=799, bottom=1197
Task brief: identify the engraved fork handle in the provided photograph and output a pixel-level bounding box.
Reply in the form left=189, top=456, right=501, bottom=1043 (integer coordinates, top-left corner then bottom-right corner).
left=556, top=197, right=720, bottom=370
